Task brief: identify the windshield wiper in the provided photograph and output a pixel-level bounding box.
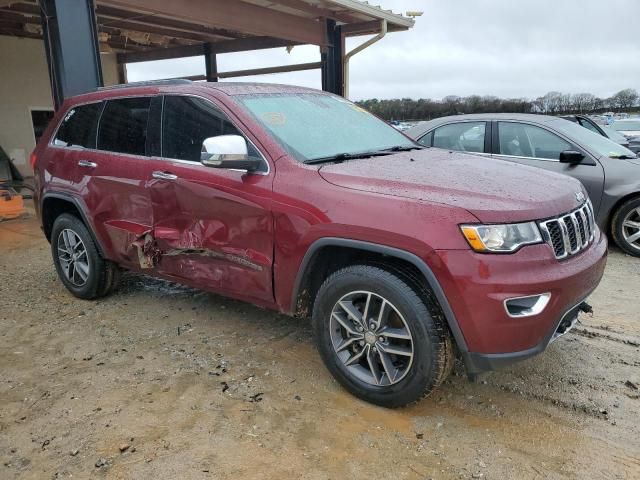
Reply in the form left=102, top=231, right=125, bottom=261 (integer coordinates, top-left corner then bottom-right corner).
left=379, top=145, right=425, bottom=152
left=610, top=154, right=638, bottom=159
left=305, top=151, right=391, bottom=165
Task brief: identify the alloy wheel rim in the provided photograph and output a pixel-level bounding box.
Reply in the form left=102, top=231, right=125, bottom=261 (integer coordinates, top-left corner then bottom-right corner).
left=57, top=229, right=90, bottom=286
left=622, top=207, right=640, bottom=252
left=329, top=290, right=414, bottom=387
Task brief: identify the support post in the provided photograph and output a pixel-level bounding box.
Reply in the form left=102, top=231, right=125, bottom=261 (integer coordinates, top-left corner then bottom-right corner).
left=321, top=19, right=343, bottom=96
left=204, top=43, right=218, bottom=82
left=116, top=63, right=127, bottom=84
left=40, top=0, right=103, bottom=109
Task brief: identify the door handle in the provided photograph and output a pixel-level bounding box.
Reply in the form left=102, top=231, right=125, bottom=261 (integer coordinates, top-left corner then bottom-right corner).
left=152, top=171, right=178, bottom=181
left=78, top=160, right=97, bottom=168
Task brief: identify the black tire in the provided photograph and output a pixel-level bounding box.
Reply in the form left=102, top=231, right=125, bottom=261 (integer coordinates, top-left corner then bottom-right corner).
left=312, top=265, right=453, bottom=408
left=611, top=196, right=640, bottom=257
left=51, top=213, right=119, bottom=299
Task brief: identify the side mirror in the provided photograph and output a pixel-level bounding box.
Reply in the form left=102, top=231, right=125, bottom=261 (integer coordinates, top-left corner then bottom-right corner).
left=201, top=135, right=262, bottom=171
left=559, top=150, right=585, bottom=164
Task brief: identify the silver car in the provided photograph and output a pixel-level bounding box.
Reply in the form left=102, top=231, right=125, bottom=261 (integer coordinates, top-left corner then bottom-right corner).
left=407, top=114, right=640, bottom=256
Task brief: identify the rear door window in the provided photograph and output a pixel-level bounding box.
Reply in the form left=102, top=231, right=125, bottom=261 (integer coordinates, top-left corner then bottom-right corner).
left=54, top=102, right=102, bottom=148
left=97, top=97, right=151, bottom=156
left=432, top=122, right=486, bottom=153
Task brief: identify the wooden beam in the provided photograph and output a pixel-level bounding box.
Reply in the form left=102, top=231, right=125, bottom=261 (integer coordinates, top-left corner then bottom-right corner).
left=0, top=25, right=40, bottom=39
left=117, top=43, right=205, bottom=63
left=97, top=15, right=219, bottom=43
left=100, top=0, right=326, bottom=46
left=216, top=61, right=321, bottom=79
left=96, top=5, right=240, bottom=40
left=117, top=36, right=302, bottom=64
left=210, top=36, right=301, bottom=54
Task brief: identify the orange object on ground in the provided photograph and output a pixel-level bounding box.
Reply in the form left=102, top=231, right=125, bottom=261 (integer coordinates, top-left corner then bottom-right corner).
left=0, top=189, right=25, bottom=220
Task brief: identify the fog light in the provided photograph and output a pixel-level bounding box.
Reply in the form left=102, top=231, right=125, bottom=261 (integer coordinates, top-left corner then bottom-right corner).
left=504, top=293, right=551, bottom=318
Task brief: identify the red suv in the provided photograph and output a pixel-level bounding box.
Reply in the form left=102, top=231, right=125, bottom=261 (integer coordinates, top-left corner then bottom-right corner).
left=32, top=80, right=607, bottom=407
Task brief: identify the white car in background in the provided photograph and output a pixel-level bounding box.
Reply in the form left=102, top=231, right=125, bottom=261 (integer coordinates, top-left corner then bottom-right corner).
left=611, top=119, right=640, bottom=153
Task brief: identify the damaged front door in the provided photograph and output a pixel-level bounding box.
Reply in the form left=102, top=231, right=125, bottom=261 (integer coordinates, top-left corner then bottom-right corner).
left=147, top=95, right=274, bottom=303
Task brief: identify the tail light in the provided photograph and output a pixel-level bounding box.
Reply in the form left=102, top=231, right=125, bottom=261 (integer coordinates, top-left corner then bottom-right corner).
left=30, top=152, right=37, bottom=169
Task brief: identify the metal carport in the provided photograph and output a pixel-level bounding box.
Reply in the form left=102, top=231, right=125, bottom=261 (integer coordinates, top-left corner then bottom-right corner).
left=0, top=0, right=415, bottom=107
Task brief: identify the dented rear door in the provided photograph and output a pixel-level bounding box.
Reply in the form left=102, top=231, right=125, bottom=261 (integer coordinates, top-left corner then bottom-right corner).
left=147, top=95, right=274, bottom=303
left=82, top=96, right=158, bottom=267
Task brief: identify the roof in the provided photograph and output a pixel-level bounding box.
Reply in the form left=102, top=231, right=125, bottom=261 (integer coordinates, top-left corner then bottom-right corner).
left=0, top=0, right=414, bottom=54
left=407, top=113, right=561, bottom=137
left=66, top=80, right=329, bottom=105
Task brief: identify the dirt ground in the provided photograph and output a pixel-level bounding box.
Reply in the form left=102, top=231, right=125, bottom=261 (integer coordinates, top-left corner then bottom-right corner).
left=1, top=212, right=639, bottom=480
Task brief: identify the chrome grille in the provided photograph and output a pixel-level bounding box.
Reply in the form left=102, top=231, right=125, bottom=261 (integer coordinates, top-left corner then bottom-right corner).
left=539, top=201, right=595, bottom=260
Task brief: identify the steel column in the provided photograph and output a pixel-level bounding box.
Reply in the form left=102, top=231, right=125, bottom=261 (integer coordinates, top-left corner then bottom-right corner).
left=204, top=43, right=218, bottom=82
left=321, top=19, right=344, bottom=96
left=40, top=0, right=103, bottom=108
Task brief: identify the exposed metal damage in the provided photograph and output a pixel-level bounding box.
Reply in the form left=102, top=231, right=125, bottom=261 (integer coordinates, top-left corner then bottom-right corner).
left=131, top=231, right=263, bottom=272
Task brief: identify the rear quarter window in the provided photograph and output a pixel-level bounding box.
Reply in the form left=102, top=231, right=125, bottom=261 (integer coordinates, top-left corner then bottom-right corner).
left=53, top=102, right=102, bottom=148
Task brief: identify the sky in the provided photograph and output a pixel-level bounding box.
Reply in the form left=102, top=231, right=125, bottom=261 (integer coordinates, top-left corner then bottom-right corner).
left=126, top=0, right=640, bottom=101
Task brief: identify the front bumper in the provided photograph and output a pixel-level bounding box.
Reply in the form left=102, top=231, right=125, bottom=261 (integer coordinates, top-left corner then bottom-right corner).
left=431, top=229, right=607, bottom=373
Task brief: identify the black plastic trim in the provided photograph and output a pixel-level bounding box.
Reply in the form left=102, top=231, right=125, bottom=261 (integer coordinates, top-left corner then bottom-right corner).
left=291, top=237, right=469, bottom=352
left=464, top=293, right=593, bottom=374
left=41, top=192, right=106, bottom=257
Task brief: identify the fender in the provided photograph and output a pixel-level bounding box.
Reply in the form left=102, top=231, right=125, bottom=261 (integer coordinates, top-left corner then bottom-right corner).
left=41, top=191, right=107, bottom=258
left=290, top=237, right=469, bottom=354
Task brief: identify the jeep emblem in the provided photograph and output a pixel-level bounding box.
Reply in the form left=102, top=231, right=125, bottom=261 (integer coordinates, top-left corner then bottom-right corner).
left=575, top=192, right=585, bottom=203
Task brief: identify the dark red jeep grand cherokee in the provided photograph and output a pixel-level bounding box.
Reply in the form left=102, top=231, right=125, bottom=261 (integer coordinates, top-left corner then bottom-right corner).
left=32, top=80, right=607, bottom=407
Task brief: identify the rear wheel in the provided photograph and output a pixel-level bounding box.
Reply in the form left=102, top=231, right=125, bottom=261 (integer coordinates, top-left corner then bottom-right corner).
left=312, top=265, right=453, bottom=407
left=611, top=197, right=640, bottom=257
left=51, top=213, right=119, bottom=299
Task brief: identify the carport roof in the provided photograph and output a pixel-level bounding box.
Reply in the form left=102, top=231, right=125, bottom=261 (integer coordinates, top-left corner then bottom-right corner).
left=0, top=0, right=414, bottom=57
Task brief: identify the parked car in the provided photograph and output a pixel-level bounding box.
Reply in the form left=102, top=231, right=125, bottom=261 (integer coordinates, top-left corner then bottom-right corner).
left=32, top=81, right=607, bottom=407
left=561, top=114, right=631, bottom=150
left=407, top=114, right=640, bottom=256
left=611, top=119, right=640, bottom=154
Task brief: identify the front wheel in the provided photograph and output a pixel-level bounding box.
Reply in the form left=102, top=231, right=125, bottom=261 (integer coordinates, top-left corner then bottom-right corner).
left=611, top=197, right=640, bottom=257
left=312, top=265, right=453, bottom=408
left=51, top=213, right=119, bottom=299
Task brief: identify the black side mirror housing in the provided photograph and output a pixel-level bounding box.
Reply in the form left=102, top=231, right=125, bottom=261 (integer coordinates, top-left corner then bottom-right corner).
left=559, top=150, right=585, bottom=164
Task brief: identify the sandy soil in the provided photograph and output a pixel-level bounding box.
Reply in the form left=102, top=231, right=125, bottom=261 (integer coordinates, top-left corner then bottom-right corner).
left=1, top=214, right=639, bottom=479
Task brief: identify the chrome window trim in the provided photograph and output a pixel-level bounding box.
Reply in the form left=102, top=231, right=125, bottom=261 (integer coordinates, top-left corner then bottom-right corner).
left=47, top=93, right=271, bottom=176
left=494, top=120, right=597, bottom=164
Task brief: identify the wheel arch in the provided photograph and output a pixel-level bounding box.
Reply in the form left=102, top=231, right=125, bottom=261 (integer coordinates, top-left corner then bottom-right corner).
left=290, top=238, right=469, bottom=353
left=606, top=190, right=640, bottom=233
left=41, top=192, right=106, bottom=257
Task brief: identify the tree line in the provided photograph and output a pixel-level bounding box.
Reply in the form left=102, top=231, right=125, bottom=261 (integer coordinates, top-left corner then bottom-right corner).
left=356, top=88, right=639, bottom=121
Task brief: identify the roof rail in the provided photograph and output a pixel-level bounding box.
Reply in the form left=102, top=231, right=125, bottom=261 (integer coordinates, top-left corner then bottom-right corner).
left=96, top=78, right=192, bottom=91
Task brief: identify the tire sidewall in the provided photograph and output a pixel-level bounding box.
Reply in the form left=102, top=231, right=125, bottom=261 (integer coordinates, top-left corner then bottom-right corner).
left=51, top=214, right=103, bottom=299
left=612, top=198, right=640, bottom=257
left=312, top=267, right=442, bottom=407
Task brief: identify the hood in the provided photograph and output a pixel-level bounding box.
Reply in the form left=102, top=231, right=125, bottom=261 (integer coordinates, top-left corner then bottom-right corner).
left=318, top=149, right=585, bottom=223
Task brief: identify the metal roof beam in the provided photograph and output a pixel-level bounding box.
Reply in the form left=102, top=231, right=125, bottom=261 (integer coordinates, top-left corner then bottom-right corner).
left=100, top=0, right=326, bottom=46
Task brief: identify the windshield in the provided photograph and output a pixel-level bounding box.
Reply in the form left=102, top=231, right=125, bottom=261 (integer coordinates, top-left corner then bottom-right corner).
left=611, top=120, right=640, bottom=131
left=236, top=93, right=415, bottom=162
left=551, top=118, right=637, bottom=158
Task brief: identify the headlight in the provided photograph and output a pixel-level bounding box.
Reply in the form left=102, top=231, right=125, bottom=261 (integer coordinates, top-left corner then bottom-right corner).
left=460, top=222, right=542, bottom=253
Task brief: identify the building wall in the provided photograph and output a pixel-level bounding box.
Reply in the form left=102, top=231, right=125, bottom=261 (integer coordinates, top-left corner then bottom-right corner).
left=0, top=35, right=119, bottom=176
